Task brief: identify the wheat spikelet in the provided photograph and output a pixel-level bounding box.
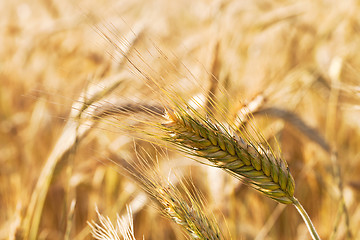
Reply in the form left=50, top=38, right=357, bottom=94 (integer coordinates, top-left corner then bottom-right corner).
left=88, top=206, right=136, bottom=240
left=151, top=182, right=223, bottom=240
left=119, top=150, right=224, bottom=240
left=161, top=107, right=296, bottom=205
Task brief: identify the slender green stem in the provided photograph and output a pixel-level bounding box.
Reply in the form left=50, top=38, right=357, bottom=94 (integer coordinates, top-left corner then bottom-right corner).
left=291, top=197, right=321, bottom=240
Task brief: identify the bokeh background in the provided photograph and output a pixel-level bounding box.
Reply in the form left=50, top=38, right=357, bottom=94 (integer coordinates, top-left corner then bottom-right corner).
left=1, top=0, right=360, bottom=239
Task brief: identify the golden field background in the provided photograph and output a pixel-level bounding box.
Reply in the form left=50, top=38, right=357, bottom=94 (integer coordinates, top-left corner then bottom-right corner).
left=1, top=0, right=360, bottom=239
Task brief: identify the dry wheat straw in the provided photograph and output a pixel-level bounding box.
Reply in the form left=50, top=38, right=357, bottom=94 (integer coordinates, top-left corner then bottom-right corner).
left=254, top=107, right=331, bottom=153
left=22, top=75, right=129, bottom=240
left=21, top=22, right=143, bottom=239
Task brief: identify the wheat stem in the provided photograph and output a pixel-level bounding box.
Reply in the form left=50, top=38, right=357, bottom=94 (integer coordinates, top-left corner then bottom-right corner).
left=291, top=197, right=321, bottom=240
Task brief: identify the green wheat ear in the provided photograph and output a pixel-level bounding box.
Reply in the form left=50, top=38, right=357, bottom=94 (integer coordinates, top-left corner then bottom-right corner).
left=162, top=107, right=295, bottom=204
left=159, top=105, right=321, bottom=240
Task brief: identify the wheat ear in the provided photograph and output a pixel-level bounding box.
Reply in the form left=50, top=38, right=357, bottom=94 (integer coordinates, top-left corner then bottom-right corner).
left=162, top=108, right=295, bottom=204
left=88, top=206, right=136, bottom=240
left=119, top=150, right=224, bottom=240
left=161, top=107, right=321, bottom=240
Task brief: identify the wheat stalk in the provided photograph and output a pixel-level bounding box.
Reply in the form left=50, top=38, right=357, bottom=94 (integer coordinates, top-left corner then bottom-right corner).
left=160, top=106, right=321, bottom=239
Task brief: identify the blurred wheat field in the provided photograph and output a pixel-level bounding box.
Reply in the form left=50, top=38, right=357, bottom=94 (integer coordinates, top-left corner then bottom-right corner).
left=1, top=0, right=360, bottom=239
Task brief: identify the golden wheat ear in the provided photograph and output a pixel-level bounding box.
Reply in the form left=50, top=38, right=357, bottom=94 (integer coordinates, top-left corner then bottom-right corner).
left=118, top=147, right=225, bottom=240
left=160, top=106, right=321, bottom=240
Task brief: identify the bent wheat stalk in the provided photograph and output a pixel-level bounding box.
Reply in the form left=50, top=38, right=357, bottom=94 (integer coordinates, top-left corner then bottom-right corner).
left=161, top=106, right=321, bottom=240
